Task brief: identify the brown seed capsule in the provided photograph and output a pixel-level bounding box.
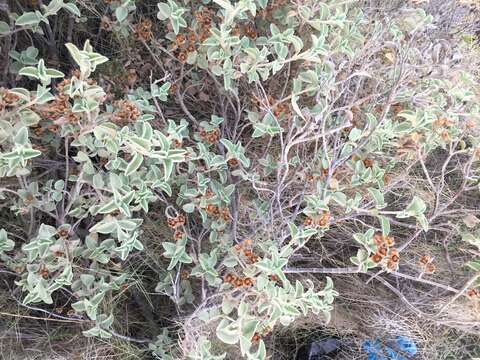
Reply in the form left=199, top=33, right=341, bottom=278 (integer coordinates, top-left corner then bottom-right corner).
left=224, top=273, right=235, bottom=283
left=371, top=252, right=383, bottom=263
left=269, top=274, right=279, bottom=282
left=441, top=130, right=450, bottom=142
left=363, top=158, right=373, bottom=168
left=177, top=51, right=187, bottom=62
left=304, top=217, right=313, bottom=226
left=40, top=268, right=49, bottom=279
left=57, top=228, right=69, bottom=238
left=251, top=333, right=261, bottom=344
left=467, top=288, right=479, bottom=297
left=177, top=214, right=186, bottom=226
left=244, top=249, right=253, bottom=258
left=243, top=278, right=254, bottom=287
left=173, top=230, right=184, bottom=241
left=373, top=234, right=384, bottom=246
left=419, top=255, right=432, bottom=265
left=383, top=174, right=390, bottom=185
left=205, top=204, right=219, bottom=216
left=244, top=24, right=257, bottom=39
left=175, top=34, right=186, bottom=45
left=385, top=236, right=395, bottom=248
left=47, top=125, right=59, bottom=134
left=227, top=158, right=239, bottom=167
left=24, top=193, right=34, bottom=204
left=169, top=83, right=178, bottom=94
left=234, top=278, right=244, bottom=288
left=377, top=244, right=388, bottom=257
left=425, top=263, right=436, bottom=274
left=389, top=249, right=400, bottom=263
left=385, top=259, right=398, bottom=272
left=317, top=212, right=330, bottom=227
left=181, top=270, right=189, bottom=280
left=167, top=218, right=178, bottom=228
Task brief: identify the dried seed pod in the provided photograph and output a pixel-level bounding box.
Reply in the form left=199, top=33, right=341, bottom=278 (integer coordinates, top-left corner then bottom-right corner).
left=385, top=259, right=398, bottom=272
left=224, top=273, right=235, bottom=283
left=363, top=158, right=373, bottom=168
left=425, top=263, right=436, bottom=274
left=227, top=158, right=239, bottom=167
left=167, top=218, right=177, bottom=228
left=385, top=236, right=395, bottom=248
left=173, top=230, right=184, bottom=241
left=269, top=274, right=279, bottom=282
left=419, top=255, right=432, bottom=265
left=389, top=249, right=400, bottom=263
left=205, top=204, right=219, bottom=216
left=177, top=51, right=187, bottom=62
left=243, top=278, right=254, bottom=287
left=377, top=244, right=388, bottom=257
left=234, top=278, right=244, bottom=288
left=373, top=234, right=384, bottom=246
left=467, top=288, right=478, bottom=298
left=57, top=228, right=69, bottom=238
left=181, top=271, right=189, bottom=280
left=251, top=333, right=261, bottom=344
left=177, top=214, right=186, bottom=226
left=371, top=252, right=383, bottom=263
left=175, top=34, right=186, bottom=45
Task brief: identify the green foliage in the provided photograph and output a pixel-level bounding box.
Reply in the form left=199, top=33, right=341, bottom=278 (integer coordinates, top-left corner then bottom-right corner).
left=1, top=0, right=480, bottom=358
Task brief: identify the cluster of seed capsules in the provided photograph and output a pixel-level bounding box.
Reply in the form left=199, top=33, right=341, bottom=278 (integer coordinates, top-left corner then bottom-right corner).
left=233, top=239, right=259, bottom=264
left=167, top=214, right=186, bottom=241
left=305, top=167, right=334, bottom=183
left=250, top=95, right=291, bottom=118
left=227, top=158, right=239, bottom=168
left=30, top=72, right=94, bottom=138
left=0, top=88, right=20, bottom=111
left=199, top=127, right=220, bottom=144
left=231, top=23, right=258, bottom=39
left=304, top=211, right=331, bottom=228
left=172, top=32, right=198, bottom=62
left=111, top=100, right=141, bottom=127
left=251, top=325, right=273, bottom=344
left=418, top=255, right=436, bottom=274
left=33, top=228, right=71, bottom=279
left=204, top=203, right=231, bottom=222
left=223, top=273, right=255, bottom=288
left=370, top=233, right=399, bottom=272
left=171, top=8, right=216, bottom=62
left=467, top=288, right=479, bottom=298
left=433, top=117, right=455, bottom=143
left=223, top=240, right=261, bottom=286
left=134, top=19, right=153, bottom=42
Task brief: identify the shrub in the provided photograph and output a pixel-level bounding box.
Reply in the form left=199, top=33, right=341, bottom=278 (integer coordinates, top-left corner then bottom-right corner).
left=1, top=0, right=480, bottom=358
